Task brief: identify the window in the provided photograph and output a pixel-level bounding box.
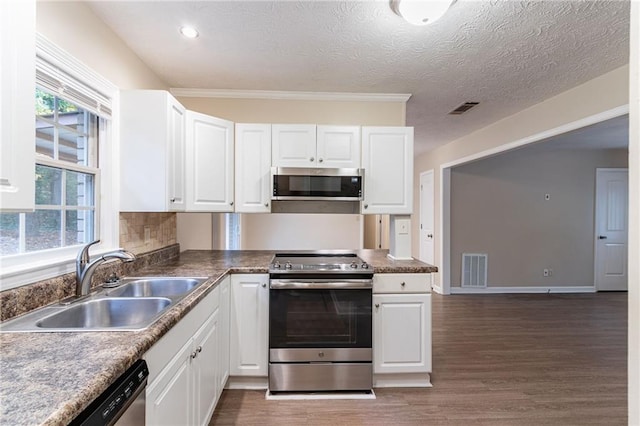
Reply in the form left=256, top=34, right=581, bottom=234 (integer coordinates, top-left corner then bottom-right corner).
left=0, top=90, right=100, bottom=255
left=0, top=34, right=118, bottom=291
left=225, top=213, right=241, bottom=250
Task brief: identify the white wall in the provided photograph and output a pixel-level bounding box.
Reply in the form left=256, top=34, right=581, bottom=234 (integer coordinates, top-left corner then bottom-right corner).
left=177, top=213, right=214, bottom=250
left=240, top=214, right=362, bottom=250
left=628, top=2, right=639, bottom=423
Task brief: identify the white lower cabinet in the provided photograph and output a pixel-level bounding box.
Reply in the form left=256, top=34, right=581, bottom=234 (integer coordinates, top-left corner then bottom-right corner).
left=372, top=273, right=432, bottom=387
left=146, top=338, right=192, bottom=425
left=229, top=274, right=269, bottom=382
left=145, top=277, right=230, bottom=425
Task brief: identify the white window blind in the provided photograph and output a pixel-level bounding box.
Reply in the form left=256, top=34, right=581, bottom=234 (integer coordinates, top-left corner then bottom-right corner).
left=35, top=52, right=112, bottom=118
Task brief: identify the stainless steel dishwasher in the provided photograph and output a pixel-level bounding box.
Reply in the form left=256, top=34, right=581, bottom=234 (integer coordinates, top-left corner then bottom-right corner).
left=70, top=359, right=148, bottom=426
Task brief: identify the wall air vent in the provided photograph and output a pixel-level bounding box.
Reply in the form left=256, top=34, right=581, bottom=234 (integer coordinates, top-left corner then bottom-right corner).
left=449, top=102, right=479, bottom=115
left=461, top=253, right=488, bottom=288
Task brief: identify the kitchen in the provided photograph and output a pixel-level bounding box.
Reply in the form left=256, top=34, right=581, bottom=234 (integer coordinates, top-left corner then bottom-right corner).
left=0, top=1, right=638, bottom=425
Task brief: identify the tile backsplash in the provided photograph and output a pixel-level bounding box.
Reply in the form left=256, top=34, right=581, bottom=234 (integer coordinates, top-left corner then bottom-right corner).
left=119, top=212, right=177, bottom=254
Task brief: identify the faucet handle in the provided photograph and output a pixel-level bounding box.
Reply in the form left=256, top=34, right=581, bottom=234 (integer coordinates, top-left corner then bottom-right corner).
left=77, top=240, right=101, bottom=265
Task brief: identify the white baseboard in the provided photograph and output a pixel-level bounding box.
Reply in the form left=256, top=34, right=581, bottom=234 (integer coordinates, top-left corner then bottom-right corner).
left=373, top=373, right=432, bottom=388
left=226, top=376, right=268, bottom=390
left=450, top=286, right=596, bottom=294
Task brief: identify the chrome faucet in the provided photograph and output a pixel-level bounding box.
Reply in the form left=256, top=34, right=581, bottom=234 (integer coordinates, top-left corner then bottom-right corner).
left=75, top=240, right=136, bottom=297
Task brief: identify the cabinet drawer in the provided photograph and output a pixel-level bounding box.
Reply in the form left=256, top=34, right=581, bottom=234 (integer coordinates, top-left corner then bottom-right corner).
left=373, top=273, right=431, bottom=294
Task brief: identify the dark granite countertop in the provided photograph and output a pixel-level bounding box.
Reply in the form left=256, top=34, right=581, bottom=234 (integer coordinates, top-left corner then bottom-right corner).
left=0, top=249, right=435, bottom=425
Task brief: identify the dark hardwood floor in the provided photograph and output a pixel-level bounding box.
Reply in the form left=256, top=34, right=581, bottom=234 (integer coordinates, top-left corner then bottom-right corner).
left=210, top=292, right=628, bottom=425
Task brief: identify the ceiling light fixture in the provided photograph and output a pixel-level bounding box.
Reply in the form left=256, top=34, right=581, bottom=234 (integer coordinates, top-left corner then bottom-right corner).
left=390, top=0, right=455, bottom=26
left=180, top=26, right=199, bottom=39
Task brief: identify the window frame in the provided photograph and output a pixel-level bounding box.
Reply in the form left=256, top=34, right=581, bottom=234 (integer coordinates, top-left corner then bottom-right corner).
left=0, top=34, right=120, bottom=291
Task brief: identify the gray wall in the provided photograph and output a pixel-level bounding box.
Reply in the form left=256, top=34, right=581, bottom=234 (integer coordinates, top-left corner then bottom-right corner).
left=450, top=147, right=627, bottom=288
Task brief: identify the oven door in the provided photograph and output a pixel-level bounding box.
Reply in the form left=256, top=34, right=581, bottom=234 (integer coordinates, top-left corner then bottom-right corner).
left=269, top=280, right=372, bottom=362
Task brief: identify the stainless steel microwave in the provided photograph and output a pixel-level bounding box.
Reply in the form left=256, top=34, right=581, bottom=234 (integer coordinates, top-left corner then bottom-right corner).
left=271, top=167, right=363, bottom=201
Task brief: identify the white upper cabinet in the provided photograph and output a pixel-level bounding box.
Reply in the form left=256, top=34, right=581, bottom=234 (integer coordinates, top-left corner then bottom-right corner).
left=235, top=124, right=271, bottom=213
left=0, top=0, right=35, bottom=212
left=316, top=125, right=361, bottom=168
left=272, top=124, right=360, bottom=168
left=272, top=124, right=316, bottom=167
left=120, top=90, right=186, bottom=212
left=185, top=110, right=234, bottom=212
left=361, top=126, right=413, bottom=214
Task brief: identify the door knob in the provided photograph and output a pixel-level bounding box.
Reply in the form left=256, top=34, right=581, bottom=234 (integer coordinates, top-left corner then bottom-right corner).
left=598, top=235, right=608, bottom=240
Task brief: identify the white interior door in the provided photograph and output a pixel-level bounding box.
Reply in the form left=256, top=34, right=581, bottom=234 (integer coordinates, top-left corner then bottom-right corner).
left=420, top=170, right=435, bottom=264
left=595, top=168, right=629, bottom=291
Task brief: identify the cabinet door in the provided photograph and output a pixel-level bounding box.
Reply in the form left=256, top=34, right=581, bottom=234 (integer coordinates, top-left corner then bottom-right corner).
left=218, top=277, right=231, bottom=393
left=235, top=124, right=271, bottom=213
left=361, top=127, right=413, bottom=214
left=185, top=110, right=234, bottom=212
left=229, top=274, right=269, bottom=376
left=146, top=339, right=192, bottom=426
left=0, top=0, right=35, bottom=212
left=168, top=97, right=186, bottom=211
left=121, top=90, right=185, bottom=212
left=192, top=307, right=219, bottom=426
left=272, top=124, right=316, bottom=167
left=316, top=125, right=361, bottom=168
left=373, top=293, right=431, bottom=374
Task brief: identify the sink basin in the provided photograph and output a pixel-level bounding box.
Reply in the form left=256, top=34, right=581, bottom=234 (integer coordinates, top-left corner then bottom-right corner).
left=0, top=276, right=209, bottom=333
left=106, top=278, right=206, bottom=298
left=35, top=298, right=172, bottom=330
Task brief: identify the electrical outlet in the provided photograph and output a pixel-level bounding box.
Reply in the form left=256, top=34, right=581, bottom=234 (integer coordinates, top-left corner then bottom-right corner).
left=543, top=268, right=550, bottom=277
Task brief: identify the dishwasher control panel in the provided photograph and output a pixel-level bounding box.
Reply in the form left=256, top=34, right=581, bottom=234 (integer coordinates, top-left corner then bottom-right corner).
left=70, top=359, right=148, bottom=426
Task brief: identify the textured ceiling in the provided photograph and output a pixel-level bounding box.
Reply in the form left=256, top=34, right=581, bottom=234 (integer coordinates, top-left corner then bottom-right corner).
left=87, top=0, right=630, bottom=156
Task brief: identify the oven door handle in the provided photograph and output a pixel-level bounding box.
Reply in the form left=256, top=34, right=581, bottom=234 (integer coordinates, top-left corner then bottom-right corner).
left=269, top=279, right=373, bottom=289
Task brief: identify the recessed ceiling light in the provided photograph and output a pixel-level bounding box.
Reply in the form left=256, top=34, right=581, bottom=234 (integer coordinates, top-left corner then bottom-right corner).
left=180, top=26, right=199, bottom=39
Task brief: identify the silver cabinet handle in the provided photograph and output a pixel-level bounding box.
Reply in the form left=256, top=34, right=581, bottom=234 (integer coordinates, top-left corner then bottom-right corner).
left=191, top=351, right=197, bottom=359
left=427, top=234, right=433, bottom=238
left=262, top=283, right=267, bottom=288
left=401, top=282, right=406, bottom=287
left=364, top=204, right=368, bottom=209
left=265, top=202, right=269, bottom=207
left=310, top=157, right=314, bottom=162
left=197, top=346, right=202, bottom=353
left=375, top=303, right=380, bottom=308
left=598, top=235, right=607, bottom=240
left=170, top=198, right=176, bottom=203
left=230, top=201, right=234, bottom=206
left=319, top=158, right=323, bottom=163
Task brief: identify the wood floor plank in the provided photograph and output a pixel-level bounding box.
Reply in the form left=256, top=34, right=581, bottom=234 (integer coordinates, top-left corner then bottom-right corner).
left=210, top=292, right=627, bottom=425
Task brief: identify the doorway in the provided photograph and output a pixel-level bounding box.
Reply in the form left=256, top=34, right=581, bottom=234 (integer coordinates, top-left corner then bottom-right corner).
left=595, top=168, right=629, bottom=291
left=419, top=170, right=434, bottom=264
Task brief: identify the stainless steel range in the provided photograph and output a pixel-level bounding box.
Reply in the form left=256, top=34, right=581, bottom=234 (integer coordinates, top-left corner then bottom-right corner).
left=268, top=252, right=374, bottom=393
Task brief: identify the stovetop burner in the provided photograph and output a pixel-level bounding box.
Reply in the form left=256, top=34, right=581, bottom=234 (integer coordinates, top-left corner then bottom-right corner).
left=269, top=252, right=371, bottom=274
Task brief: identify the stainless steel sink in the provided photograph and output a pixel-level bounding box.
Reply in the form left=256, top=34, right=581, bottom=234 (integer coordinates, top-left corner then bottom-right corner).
left=106, top=278, right=206, bottom=298
left=36, top=297, right=172, bottom=330
left=0, top=276, right=209, bottom=333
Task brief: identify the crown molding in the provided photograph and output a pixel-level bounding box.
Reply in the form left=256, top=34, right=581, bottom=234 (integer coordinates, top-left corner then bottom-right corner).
left=169, top=88, right=411, bottom=103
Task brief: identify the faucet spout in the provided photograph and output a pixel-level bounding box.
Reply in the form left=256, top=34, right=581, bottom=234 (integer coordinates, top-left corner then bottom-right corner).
left=75, top=241, right=136, bottom=297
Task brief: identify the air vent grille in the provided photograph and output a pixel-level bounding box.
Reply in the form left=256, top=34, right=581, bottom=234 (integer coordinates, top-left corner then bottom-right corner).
left=461, top=253, right=487, bottom=288
left=449, top=102, right=479, bottom=115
